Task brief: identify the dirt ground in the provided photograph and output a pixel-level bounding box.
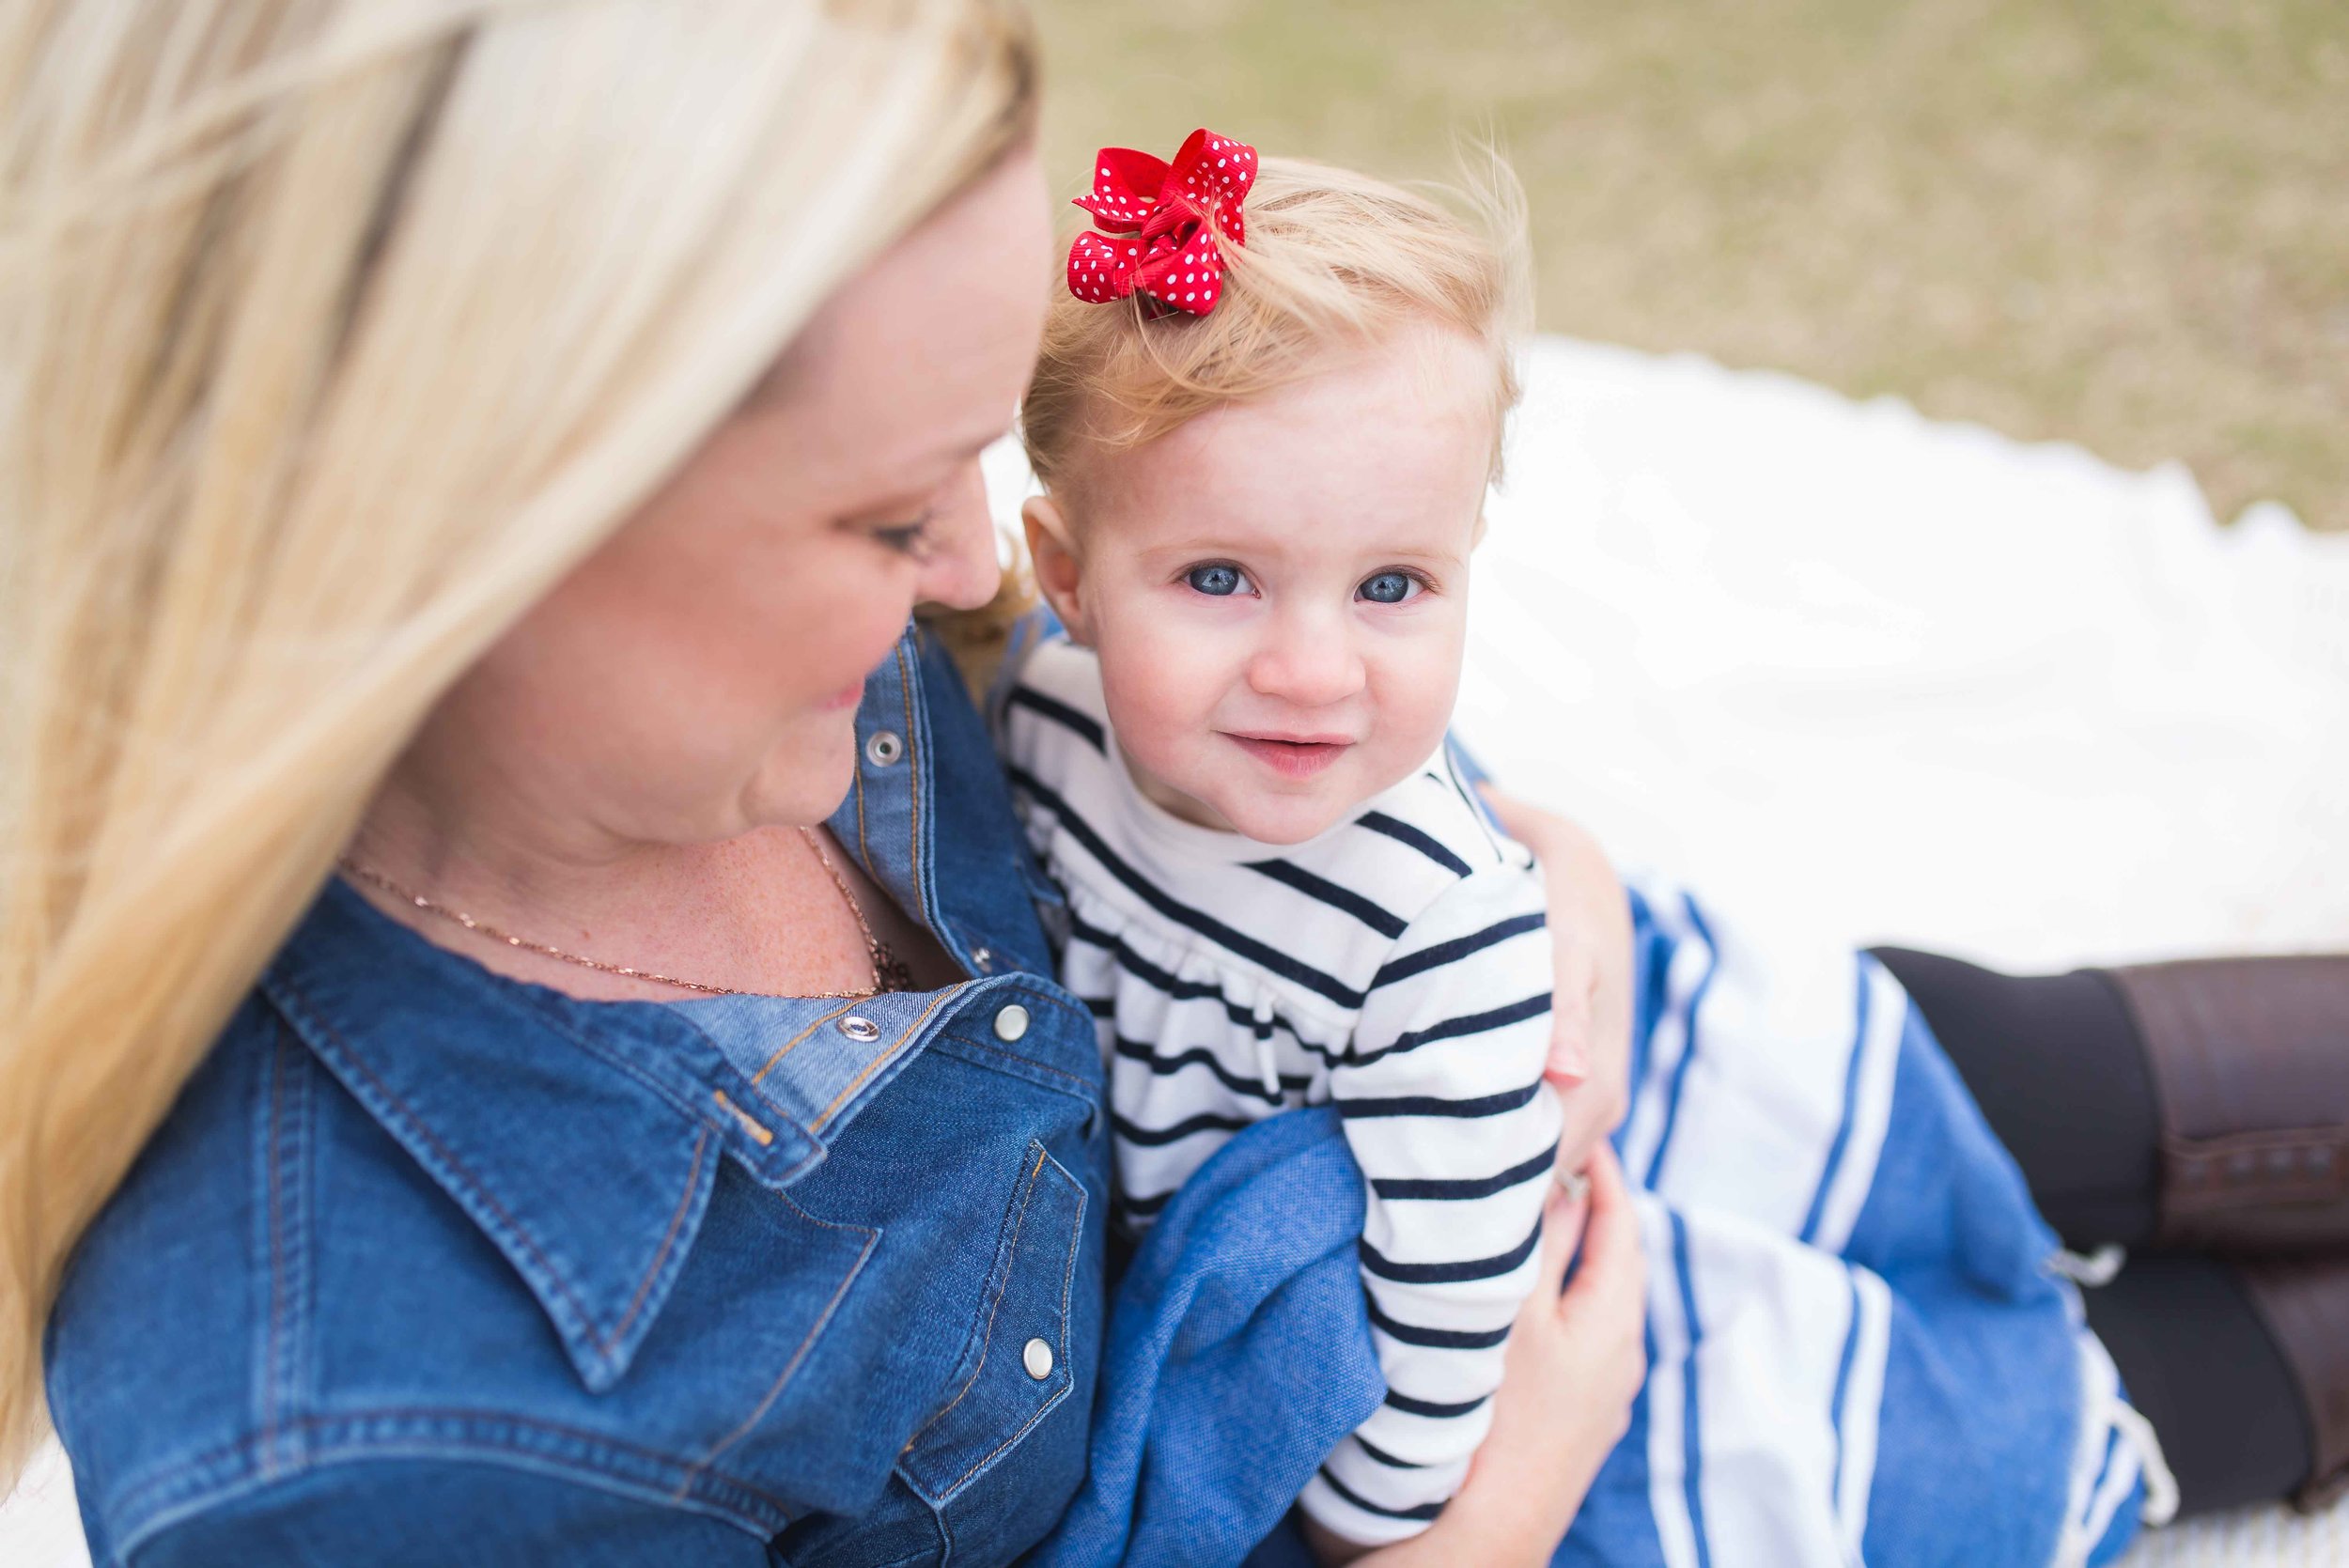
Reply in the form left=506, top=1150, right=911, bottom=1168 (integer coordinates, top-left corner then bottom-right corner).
left=1030, top=0, right=2349, bottom=531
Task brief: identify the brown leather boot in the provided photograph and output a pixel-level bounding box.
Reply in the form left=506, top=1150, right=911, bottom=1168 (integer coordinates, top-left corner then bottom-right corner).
left=2234, top=1255, right=2349, bottom=1511
left=2100, top=955, right=2349, bottom=1252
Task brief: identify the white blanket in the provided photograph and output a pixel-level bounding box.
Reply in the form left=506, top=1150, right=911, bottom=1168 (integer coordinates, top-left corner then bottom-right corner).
left=1453, top=339, right=2349, bottom=972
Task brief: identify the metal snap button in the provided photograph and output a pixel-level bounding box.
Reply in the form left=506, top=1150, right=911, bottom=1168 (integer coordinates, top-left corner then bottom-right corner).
left=864, top=730, right=904, bottom=768
left=1021, top=1337, right=1054, bottom=1380
left=837, top=1015, right=881, bottom=1043
left=992, top=1003, right=1031, bottom=1043
left=971, top=946, right=995, bottom=974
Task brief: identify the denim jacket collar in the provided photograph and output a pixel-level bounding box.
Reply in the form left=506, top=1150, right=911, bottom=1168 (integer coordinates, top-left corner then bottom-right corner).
left=256, top=627, right=1058, bottom=1395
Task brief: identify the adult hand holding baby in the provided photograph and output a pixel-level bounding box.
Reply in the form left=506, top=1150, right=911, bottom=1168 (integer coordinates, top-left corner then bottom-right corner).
left=1452, top=1144, right=1648, bottom=1563
left=1482, top=786, right=1638, bottom=1180
left=1315, top=1144, right=1648, bottom=1568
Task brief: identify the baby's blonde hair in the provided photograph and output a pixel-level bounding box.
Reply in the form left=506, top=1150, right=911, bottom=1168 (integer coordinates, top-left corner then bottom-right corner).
left=1020, top=149, right=1533, bottom=493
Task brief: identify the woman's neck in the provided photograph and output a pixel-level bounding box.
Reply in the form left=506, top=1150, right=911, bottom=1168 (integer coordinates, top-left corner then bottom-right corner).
left=345, top=768, right=895, bottom=1002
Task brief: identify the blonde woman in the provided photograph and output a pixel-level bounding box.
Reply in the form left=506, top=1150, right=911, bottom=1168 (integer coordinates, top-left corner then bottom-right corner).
left=1, top=4, right=1644, bottom=1563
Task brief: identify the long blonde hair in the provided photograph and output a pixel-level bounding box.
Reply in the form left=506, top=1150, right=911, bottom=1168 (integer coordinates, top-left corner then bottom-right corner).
left=1021, top=151, right=1532, bottom=490
left=0, top=0, right=1035, bottom=1480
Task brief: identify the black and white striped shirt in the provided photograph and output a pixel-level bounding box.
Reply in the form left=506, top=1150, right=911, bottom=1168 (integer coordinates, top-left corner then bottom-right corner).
left=1000, top=637, right=1561, bottom=1545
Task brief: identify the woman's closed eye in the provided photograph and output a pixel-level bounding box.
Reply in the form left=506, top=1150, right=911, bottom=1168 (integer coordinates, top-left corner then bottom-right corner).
left=1357, top=568, right=1427, bottom=604
left=1183, top=562, right=1254, bottom=598
left=865, top=510, right=936, bottom=558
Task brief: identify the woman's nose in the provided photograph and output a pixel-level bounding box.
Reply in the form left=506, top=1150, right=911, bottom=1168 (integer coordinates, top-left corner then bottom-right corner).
left=1246, top=612, right=1366, bottom=707
left=916, top=460, right=1006, bottom=613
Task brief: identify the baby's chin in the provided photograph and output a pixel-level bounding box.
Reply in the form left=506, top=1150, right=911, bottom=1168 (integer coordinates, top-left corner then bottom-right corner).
left=1199, top=786, right=1357, bottom=847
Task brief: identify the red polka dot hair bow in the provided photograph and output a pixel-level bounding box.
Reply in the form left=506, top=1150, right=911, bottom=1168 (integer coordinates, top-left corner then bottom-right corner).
left=1066, top=129, right=1259, bottom=317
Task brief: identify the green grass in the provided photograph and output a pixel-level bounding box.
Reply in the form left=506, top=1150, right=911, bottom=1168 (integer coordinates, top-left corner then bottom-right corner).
left=1030, top=0, right=2349, bottom=529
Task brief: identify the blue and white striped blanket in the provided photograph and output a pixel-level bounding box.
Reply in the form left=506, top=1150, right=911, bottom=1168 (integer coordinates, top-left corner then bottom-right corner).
left=1030, top=879, right=2164, bottom=1568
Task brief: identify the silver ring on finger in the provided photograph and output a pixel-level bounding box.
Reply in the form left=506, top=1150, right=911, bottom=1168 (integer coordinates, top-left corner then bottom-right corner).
left=1554, top=1166, right=1591, bottom=1205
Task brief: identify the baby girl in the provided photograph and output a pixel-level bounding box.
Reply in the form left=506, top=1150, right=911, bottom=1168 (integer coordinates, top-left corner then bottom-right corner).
left=992, top=130, right=2174, bottom=1568
left=995, top=131, right=1588, bottom=1552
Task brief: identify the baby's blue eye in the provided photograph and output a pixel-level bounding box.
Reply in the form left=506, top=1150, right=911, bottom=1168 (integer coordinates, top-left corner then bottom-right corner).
left=1186, top=564, right=1246, bottom=597
left=1358, top=571, right=1418, bottom=604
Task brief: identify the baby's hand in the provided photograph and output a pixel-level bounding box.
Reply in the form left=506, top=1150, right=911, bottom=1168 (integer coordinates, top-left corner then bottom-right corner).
left=1326, top=1147, right=1647, bottom=1568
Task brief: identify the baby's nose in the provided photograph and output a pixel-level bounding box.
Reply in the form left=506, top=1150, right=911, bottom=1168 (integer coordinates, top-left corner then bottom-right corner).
left=1245, top=620, right=1365, bottom=706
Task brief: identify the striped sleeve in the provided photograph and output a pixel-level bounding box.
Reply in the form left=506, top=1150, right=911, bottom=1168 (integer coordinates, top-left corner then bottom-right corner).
left=1299, top=865, right=1562, bottom=1545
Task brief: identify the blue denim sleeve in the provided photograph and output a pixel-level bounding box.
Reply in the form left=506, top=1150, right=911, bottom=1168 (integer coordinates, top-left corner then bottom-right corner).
left=123, top=1461, right=775, bottom=1568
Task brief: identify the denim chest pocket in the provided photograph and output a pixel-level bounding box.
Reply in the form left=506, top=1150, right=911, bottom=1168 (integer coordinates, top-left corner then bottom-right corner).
left=894, top=1140, right=1086, bottom=1506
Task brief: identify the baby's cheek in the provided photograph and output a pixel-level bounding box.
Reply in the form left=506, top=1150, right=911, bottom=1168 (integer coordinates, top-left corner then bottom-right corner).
left=1097, top=632, right=1217, bottom=745
left=1374, top=632, right=1466, bottom=757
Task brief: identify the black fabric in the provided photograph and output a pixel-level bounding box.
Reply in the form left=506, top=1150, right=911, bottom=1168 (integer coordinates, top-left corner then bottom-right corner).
left=1872, top=947, right=2160, bottom=1248
left=2077, top=1253, right=2316, bottom=1516
left=1872, top=946, right=2314, bottom=1516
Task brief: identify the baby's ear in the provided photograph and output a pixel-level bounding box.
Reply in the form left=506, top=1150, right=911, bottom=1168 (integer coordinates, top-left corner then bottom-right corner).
left=1022, top=494, right=1092, bottom=645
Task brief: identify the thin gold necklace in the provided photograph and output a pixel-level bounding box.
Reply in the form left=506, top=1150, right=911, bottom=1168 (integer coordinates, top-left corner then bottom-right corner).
left=337, top=828, right=910, bottom=1000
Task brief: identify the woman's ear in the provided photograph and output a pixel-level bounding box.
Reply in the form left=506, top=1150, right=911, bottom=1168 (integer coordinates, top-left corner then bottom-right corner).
left=1023, top=494, right=1092, bottom=644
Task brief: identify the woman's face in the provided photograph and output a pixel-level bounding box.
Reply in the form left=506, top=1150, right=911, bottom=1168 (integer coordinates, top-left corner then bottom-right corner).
left=405, top=149, right=1051, bottom=853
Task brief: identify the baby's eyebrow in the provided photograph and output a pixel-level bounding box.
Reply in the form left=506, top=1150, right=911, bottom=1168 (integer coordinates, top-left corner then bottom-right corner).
left=1130, top=533, right=1259, bottom=558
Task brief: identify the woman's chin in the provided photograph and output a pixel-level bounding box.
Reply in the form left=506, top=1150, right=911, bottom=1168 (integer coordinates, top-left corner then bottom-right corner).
left=743, top=722, right=863, bottom=830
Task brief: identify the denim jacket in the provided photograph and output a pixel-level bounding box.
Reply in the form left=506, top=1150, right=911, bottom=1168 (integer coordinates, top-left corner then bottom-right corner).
left=47, top=626, right=1112, bottom=1567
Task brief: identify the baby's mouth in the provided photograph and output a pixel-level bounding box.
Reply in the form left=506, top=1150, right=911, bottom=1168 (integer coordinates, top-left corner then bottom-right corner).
left=1223, top=732, right=1353, bottom=780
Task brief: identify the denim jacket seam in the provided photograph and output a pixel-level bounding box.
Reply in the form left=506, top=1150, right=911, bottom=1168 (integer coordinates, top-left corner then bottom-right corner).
left=671, top=1187, right=879, bottom=1486
left=911, top=1146, right=1087, bottom=1496
left=926, top=981, right=1101, bottom=1101
left=896, top=642, right=925, bottom=919
left=852, top=753, right=874, bottom=872
left=610, top=1127, right=712, bottom=1346
left=813, top=983, right=972, bottom=1131
left=266, top=973, right=620, bottom=1360
left=267, top=957, right=715, bottom=1144
left=103, top=1410, right=801, bottom=1560
left=498, top=981, right=730, bottom=1132
left=278, top=926, right=712, bottom=1135
left=926, top=1033, right=1097, bottom=1106
left=901, top=1143, right=1050, bottom=1458
left=653, top=1009, right=829, bottom=1182
left=256, top=1022, right=317, bottom=1482
left=909, top=635, right=962, bottom=953
left=957, top=1148, right=1089, bottom=1489
left=1048, top=1146, right=1084, bottom=1349
left=746, top=1000, right=863, bottom=1090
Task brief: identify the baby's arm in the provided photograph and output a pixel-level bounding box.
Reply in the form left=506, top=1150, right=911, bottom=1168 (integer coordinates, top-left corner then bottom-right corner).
left=1299, top=865, right=1563, bottom=1545
left=1305, top=1146, right=1647, bottom=1567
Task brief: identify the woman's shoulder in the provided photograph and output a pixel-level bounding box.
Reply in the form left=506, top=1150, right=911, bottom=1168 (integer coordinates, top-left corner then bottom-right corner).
left=45, top=992, right=278, bottom=1557
left=66, top=1446, right=768, bottom=1568
left=50, top=878, right=1112, bottom=1566
left=43, top=987, right=772, bottom=1565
